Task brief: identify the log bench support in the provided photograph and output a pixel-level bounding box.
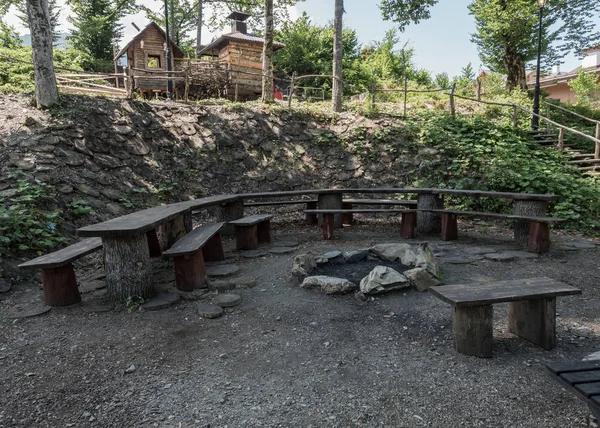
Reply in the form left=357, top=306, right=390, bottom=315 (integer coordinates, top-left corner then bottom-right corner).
left=230, top=215, right=274, bottom=251
left=41, top=264, right=81, bottom=307
left=400, top=211, right=417, bottom=239
left=318, top=194, right=343, bottom=228
left=342, top=202, right=353, bottom=225
left=323, top=214, right=335, bottom=240
left=202, top=233, right=225, bottom=261
left=441, top=212, right=458, bottom=241
left=257, top=220, right=271, bottom=244
left=452, top=304, right=493, bottom=358
left=305, top=201, right=318, bottom=225
left=514, top=200, right=548, bottom=249
left=236, top=224, right=258, bottom=250
left=416, top=193, right=443, bottom=235
left=508, top=297, right=556, bottom=350
left=173, top=250, right=206, bottom=291
left=218, top=200, right=245, bottom=237
left=527, top=221, right=550, bottom=254
left=146, top=230, right=162, bottom=257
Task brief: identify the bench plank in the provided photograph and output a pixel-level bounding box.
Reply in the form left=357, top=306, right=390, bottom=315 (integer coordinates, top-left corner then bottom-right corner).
left=245, top=200, right=317, bottom=207
left=343, top=199, right=417, bottom=206
left=429, top=277, right=581, bottom=307
left=163, top=223, right=224, bottom=257
left=229, top=214, right=273, bottom=226
left=562, top=371, right=600, bottom=386
left=19, top=238, right=103, bottom=269
left=575, top=382, right=600, bottom=398
left=424, top=209, right=565, bottom=223
left=304, top=209, right=409, bottom=214
left=547, top=361, right=600, bottom=375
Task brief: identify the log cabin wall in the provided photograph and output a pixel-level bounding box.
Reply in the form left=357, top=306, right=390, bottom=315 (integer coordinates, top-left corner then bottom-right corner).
left=133, top=25, right=172, bottom=71
left=220, top=40, right=264, bottom=94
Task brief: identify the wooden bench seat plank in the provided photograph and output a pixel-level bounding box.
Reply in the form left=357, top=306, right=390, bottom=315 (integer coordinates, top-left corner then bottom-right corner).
left=163, top=223, right=225, bottom=257
left=343, top=199, right=417, bottom=206
left=19, top=238, right=103, bottom=269
left=424, top=209, right=565, bottom=223
left=429, top=188, right=561, bottom=201
left=175, top=194, right=239, bottom=210
left=575, top=382, right=600, bottom=398
left=229, top=214, right=273, bottom=226
left=562, top=371, right=600, bottom=386
left=429, top=277, right=581, bottom=307
left=304, top=209, right=409, bottom=214
left=547, top=361, right=600, bottom=374
left=245, top=199, right=317, bottom=207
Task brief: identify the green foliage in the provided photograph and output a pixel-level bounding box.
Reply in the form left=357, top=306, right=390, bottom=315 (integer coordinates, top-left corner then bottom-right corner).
left=378, top=0, right=438, bottom=31
left=568, top=69, right=600, bottom=107
left=124, top=295, right=144, bottom=312
left=12, top=0, right=62, bottom=44
left=68, top=199, right=94, bottom=216
left=434, top=72, right=450, bottom=89
left=0, top=18, right=22, bottom=49
left=0, top=173, right=66, bottom=256
left=143, top=0, right=196, bottom=47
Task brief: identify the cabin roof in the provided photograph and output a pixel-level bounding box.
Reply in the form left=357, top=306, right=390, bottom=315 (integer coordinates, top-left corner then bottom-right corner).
left=198, top=31, right=285, bottom=57
left=115, top=21, right=185, bottom=60
left=227, top=11, right=252, bottom=21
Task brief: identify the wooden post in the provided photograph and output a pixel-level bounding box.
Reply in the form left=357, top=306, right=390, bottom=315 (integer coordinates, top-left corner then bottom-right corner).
left=441, top=213, right=458, bottom=241
left=202, top=232, right=225, bottom=262
left=41, top=264, right=81, bottom=307
left=371, top=82, right=375, bottom=110
left=317, top=194, right=343, bottom=228
left=546, top=103, right=551, bottom=134
left=508, top=297, right=556, bottom=350
left=400, top=212, right=417, bottom=239
left=288, top=71, right=295, bottom=108
left=416, top=193, right=443, bottom=235
left=323, top=214, right=335, bottom=240
left=158, top=214, right=187, bottom=251
left=513, top=200, right=548, bottom=249
left=235, top=225, right=258, bottom=250
left=450, top=83, right=456, bottom=119
left=103, top=235, right=154, bottom=303
left=527, top=221, right=551, bottom=254
left=218, top=200, right=244, bottom=236
left=112, top=44, right=119, bottom=88
left=452, top=304, right=493, bottom=358
left=557, top=127, right=564, bottom=152
left=595, top=122, right=600, bottom=160
left=342, top=202, right=353, bottom=225
left=184, top=57, right=190, bottom=103
left=127, top=67, right=133, bottom=100
left=476, top=78, right=481, bottom=101
left=257, top=220, right=271, bottom=244
left=305, top=202, right=318, bottom=224
left=234, top=83, right=239, bottom=102
left=174, top=250, right=207, bottom=291
left=513, top=104, right=518, bottom=129
left=146, top=230, right=162, bottom=257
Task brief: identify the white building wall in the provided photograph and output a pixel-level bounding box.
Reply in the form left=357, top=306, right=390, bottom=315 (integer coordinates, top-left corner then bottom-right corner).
left=582, top=50, right=600, bottom=68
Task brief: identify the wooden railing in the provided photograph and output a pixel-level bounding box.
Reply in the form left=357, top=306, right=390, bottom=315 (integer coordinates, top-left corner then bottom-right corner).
left=544, top=101, right=600, bottom=158
left=56, top=73, right=126, bottom=96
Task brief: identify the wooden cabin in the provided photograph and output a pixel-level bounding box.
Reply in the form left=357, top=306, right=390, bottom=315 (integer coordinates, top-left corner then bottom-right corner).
left=115, top=22, right=185, bottom=97
left=198, top=12, right=285, bottom=100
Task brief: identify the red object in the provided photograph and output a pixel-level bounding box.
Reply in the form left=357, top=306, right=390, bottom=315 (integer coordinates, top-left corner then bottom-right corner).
left=274, top=88, right=283, bottom=100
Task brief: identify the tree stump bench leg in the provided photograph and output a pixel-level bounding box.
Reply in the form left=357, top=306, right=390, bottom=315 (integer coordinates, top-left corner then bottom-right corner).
left=323, top=214, right=335, bottom=240
left=41, top=263, right=81, bottom=307
left=305, top=202, right=318, bottom=224
left=452, top=304, right=493, bottom=358
left=257, top=220, right=271, bottom=244
left=219, top=200, right=244, bottom=237
left=202, top=232, right=225, bottom=261
left=173, top=250, right=207, bottom=291
left=159, top=214, right=188, bottom=251
left=417, top=193, right=443, bottom=235
left=514, top=200, right=548, bottom=249
left=441, top=213, right=458, bottom=241
left=527, top=221, right=550, bottom=254
left=508, top=298, right=556, bottom=350
left=146, top=230, right=162, bottom=257
left=342, top=202, right=353, bottom=225
left=318, top=194, right=343, bottom=227
left=235, top=225, right=258, bottom=250
left=400, top=212, right=417, bottom=239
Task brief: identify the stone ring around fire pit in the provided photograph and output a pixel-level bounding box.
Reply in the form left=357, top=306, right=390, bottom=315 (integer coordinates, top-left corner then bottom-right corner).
left=292, top=243, right=441, bottom=296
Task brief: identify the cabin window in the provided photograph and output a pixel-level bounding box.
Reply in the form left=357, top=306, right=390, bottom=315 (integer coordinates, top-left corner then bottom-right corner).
left=147, top=55, right=161, bottom=69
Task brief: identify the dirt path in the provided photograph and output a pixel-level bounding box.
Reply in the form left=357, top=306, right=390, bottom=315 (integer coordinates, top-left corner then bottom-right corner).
left=1, top=219, right=599, bottom=427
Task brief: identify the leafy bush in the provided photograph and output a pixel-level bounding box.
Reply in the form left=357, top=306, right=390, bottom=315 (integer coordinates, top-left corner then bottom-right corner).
left=0, top=174, right=66, bottom=256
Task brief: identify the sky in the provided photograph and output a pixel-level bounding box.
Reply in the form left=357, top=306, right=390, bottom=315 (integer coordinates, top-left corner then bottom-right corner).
left=4, top=0, right=600, bottom=78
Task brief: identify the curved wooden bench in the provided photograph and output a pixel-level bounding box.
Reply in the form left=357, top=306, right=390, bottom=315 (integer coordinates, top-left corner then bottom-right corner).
left=229, top=214, right=273, bottom=250
left=547, top=361, right=600, bottom=422
left=162, top=222, right=225, bottom=291
left=18, top=238, right=103, bottom=307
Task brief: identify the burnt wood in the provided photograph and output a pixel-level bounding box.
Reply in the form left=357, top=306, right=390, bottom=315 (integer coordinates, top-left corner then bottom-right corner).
left=163, top=223, right=225, bottom=257
left=19, top=238, right=103, bottom=269
left=229, top=214, right=274, bottom=226
left=41, top=264, right=81, bottom=307
left=429, top=277, right=581, bottom=308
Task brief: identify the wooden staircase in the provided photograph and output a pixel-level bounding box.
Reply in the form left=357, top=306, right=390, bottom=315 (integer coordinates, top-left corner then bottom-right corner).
left=528, top=130, right=600, bottom=177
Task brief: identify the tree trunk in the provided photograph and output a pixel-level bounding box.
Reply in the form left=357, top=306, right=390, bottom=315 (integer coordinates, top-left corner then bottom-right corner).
left=26, top=0, right=59, bottom=108
left=503, top=47, right=527, bottom=91
left=195, top=0, right=203, bottom=58
left=513, top=200, right=548, bottom=249
left=332, top=0, right=344, bottom=112
left=261, top=0, right=274, bottom=103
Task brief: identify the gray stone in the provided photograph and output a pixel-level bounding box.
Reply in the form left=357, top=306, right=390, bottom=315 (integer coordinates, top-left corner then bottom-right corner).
left=76, top=183, right=100, bottom=197
left=10, top=154, right=36, bottom=170
left=114, top=125, right=134, bottom=136
left=360, top=266, right=409, bottom=294
left=0, top=278, right=12, bottom=293
left=301, top=276, right=357, bottom=295
left=57, top=184, right=74, bottom=194
left=231, top=276, right=257, bottom=288
left=241, top=249, right=268, bottom=258
left=292, top=254, right=317, bottom=282
left=583, top=351, right=600, bottom=361
left=440, top=256, right=481, bottom=264
left=403, top=267, right=441, bottom=292
left=177, top=289, right=210, bottom=301
left=553, top=245, right=579, bottom=251
left=269, top=247, right=296, bottom=255
left=206, top=264, right=240, bottom=278
left=561, top=241, right=597, bottom=250
left=370, top=243, right=412, bottom=262
left=197, top=302, right=224, bottom=319
left=124, top=364, right=137, bottom=374
left=273, top=240, right=298, bottom=247
left=484, top=253, right=515, bottom=262
left=94, top=154, right=123, bottom=169
left=343, top=249, right=369, bottom=263
left=126, top=140, right=150, bottom=156
left=7, top=303, right=51, bottom=319
left=502, top=250, right=538, bottom=259
left=208, top=280, right=235, bottom=292
left=141, top=292, right=180, bottom=310
left=78, top=279, right=107, bottom=294
left=323, top=250, right=345, bottom=264
left=213, top=293, right=241, bottom=308
left=464, top=247, right=498, bottom=255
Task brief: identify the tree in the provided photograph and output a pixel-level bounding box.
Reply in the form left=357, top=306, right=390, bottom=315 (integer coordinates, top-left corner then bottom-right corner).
left=434, top=72, right=450, bottom=89
left=15, top=0, right=61, bottom=43
left=332, top=0, right=343, bottom=112
left=378, top=0, right=438, bottom=31
left=25, top=0, right=58, bottom=107
left=469, top=0, right=600, bottom=91
left=569, top=69, right=600, bottom=107
left=261, top=0, right=274, bottom=102
left=0, top=18, right=23, bottom=48
left=143, top=0, right=197, bottom=49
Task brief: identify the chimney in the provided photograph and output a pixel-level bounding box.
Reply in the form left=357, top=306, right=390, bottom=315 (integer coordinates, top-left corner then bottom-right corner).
left=551, top=63, right=561, bottom=74
left=227, top=11, right=251, bottom=34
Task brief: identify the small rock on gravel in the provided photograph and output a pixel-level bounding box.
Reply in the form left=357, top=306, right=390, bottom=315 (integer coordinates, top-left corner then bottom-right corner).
left=212, top=294, right=241, bottom=308
left=323, top=250, right=344, bottom=264
left=484, top=253, right=515, bottom=262
left=206, top=264, right=240, bottom=278
left=197, top=302, right=224, bottom=319
left=0, top=278, right=13, bottom=293
left=463, top=247, right=497, bottom=255
left=583, top=351, right=600, bottom=361
left=241, top=249, right=268, bottom=258
left=141, top=292, right=180, bottom=310
left=503, top=250, right=538, bottom=259
left=273, top=240, right=298, bottom=247
left=124, top=364, right=136, bottom=374
left=561, top=241, right=597, bottom=250
left=7, top=303, right=51, bottom=319
left=343, top=249, right=369, bottom=263
left=268, top=247, right=296, bottom=254
left=231, top=276, right=257, bottom=288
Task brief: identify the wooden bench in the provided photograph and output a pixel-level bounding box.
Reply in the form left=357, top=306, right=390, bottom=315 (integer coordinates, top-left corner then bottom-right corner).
left=546, top=360, right=600, bottom=422
left=18, top=238, right=103, bottom=307
left=243, top=199, right=318, bottom=224
left=162, top=222, right=225, bottom=291
left=229, top=214, right=273, bottom=250
left=304, top=209, right=416, bottom=240
left=429, top=277, right=581, bottom=358
left=413, top=209, right=566, bottom=253
left=341, top=199, right=417, bottom=225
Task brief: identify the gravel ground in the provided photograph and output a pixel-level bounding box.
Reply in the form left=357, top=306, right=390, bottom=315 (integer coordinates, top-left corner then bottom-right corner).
left=1, top=216, right=599, bottom=428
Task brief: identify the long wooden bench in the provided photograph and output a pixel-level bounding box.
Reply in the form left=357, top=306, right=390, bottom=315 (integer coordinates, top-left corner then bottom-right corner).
left=229, top=214, right=273, bottom=250
left=429, top=277, right=581, bottom=358
left=162, top=222, right=225, bottom=291
left=18, top=238, right=103, bottom=307
left=546, top=360, right=600, bottom=422
left=243, top=199, right=318, bottom=224
left=341, top=199, right=417, bottom=225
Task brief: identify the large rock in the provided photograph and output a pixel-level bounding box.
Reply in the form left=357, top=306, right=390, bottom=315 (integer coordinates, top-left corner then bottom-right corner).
left=403, top=267, right=441, bottom=292
left=370, top=243, right=412, bottom=262
left=343, top=249, right=369, bottom=263
left=301, top=276, right=357, bottom=295
left=292, top=254, right=316, bottom=283
left=360, top=266, right=409, bottom=294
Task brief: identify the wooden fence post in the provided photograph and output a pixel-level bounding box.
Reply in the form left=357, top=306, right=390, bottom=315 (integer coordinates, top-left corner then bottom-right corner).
left=558, top=127, right=564, bottom=152
left=450, top=83, right=456, bottom=119
left=477, top=78, right=481, bottom=101
left=513, top=105, right=518, bottom=129
left=595, top=122, right=600, bottom=160
left=546, top=103, right=551, bottom=133
left=371, top=82, right=375, bottom=110
left=234, top=83, right=239, bottom=102
left=288, top=71, right=295, bottom=108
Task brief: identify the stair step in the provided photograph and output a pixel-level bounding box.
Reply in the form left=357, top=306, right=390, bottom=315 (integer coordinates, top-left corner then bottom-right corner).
left=568, top=159, right=600, bottom=165
left=579, top=165, right=600, bottom=171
